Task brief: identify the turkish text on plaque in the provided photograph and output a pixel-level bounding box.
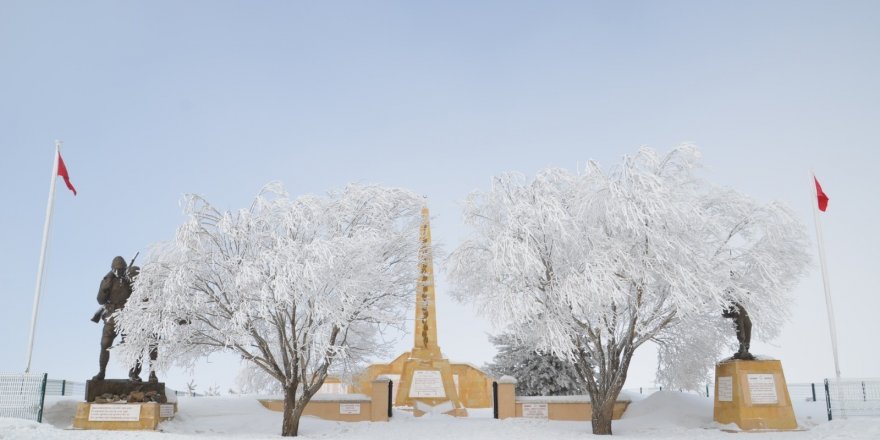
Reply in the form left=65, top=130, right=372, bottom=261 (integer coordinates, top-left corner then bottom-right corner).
left=522, top=403, right=548, bottom=419
left=747, top=374, right=778, bottom=404
left=409, top=370, right=446, bottom=398
left=88, top=404, right=141, bottom=422
left=339, top=403, right=361, bottom=414
left=717, top=376, right=733, bottom=402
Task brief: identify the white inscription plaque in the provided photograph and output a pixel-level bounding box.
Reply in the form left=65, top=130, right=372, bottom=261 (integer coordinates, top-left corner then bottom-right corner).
left=339, top=403, right=361, bottom=415
left=522, top=403, right=549, bottom=419
left=88, top=404, right=141, bottom=422
left=160, top=404, right=175, bottom=418
left=717, top=376, right=733, bottom=402
left=409, top=370, right=446, bottom=398
left=747, top=374, right=778, bottom=404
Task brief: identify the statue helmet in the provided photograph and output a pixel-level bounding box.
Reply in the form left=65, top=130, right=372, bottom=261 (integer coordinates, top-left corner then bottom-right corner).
left=111, top=256, right=126, bottom=270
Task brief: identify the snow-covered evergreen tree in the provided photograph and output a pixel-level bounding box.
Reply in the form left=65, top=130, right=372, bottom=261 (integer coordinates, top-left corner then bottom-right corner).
left=485, top=333, right=586, bottom=396
left=116, top=182, right=424, bottom=437
left=448, top=146, right=809, bottom=435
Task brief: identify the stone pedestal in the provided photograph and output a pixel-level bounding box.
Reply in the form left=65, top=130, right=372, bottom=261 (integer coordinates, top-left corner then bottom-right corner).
left=713, top=359, right=797, bottom=430
left=73, top=402, right=159, bottom=430
left=85, top=379, right=167, bottom=403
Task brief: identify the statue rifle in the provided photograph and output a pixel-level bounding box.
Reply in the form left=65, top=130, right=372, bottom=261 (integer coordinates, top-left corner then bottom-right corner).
left=91, top=251, right=140, bottom=323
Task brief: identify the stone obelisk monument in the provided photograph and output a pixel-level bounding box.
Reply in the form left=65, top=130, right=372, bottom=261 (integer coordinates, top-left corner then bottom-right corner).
left=393, top=205, right=467, bottom=416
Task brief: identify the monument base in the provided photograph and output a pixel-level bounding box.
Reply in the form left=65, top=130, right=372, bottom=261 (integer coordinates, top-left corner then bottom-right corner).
left=396, top=357, right=467, bottom=417
left=85, top=379, right=167, bottom=403
left=713, top=359, right=797, bottom=430
left=72, top=401, right=177, bottom=430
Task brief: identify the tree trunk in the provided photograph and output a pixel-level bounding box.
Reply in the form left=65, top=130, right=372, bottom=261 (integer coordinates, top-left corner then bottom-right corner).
left=590, top=395, right=616, bottom=435
left=281, top=385, right=305, bottom=437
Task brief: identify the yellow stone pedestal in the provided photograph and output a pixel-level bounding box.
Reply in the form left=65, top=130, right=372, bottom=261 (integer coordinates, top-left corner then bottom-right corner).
left=713, top=359, right=797, bottom=430
left=73, top=402, right=164, bottom=430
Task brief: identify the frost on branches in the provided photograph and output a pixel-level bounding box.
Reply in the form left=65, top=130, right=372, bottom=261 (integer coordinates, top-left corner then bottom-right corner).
left=115, top=183, right=424, bottom=437
left=448, top=146, right=809, bottom=435
left=485, top=333, right=586, bottom=396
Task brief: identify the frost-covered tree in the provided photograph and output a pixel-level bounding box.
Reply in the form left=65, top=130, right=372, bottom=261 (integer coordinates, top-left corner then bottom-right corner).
left=448, top=146, right=809, bottom=435
left=116, top=183, right=423, bottom=436
left=485, top=333, right=586, bottom=396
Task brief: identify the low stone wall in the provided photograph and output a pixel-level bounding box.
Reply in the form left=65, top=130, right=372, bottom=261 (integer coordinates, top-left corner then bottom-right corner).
left=495, top=377, right=629, bottom=421
left=259, top=378, right=390, bottom=422
left=514, top=396, right=629, bottom=421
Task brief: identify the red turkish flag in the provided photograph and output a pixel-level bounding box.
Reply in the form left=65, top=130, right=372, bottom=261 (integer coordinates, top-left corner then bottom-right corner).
left=814, top=176, right=828, bottom=212
left=57, top=152, right=77, bottom=196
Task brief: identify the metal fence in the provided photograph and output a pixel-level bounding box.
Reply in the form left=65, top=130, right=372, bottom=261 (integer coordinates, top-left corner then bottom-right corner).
left=629, top=378, right=880, bottom=421
left=825, top=379, right=880, bottom=420
left=1, top=374, right=202, bottom=423
left=627, top=382, right=821, bottom=402
left=788, top=382, right=819, bottom=402
left=44, top=379, right=86, bottom=397
left=0, top=373, right=47, bottom=422
left=170, top=388, right=200, bottom=397
left=42, top=379, right=185, bottom=398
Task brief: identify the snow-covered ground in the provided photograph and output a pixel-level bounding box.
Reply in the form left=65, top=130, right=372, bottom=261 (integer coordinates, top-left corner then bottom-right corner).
left=2, top=391, right=878, bottom=439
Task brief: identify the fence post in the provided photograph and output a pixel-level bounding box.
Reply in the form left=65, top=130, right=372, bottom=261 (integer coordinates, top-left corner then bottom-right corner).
left=706, top=384, right=709, bottom=398
left=37, top=373, right=48, bottom=423
left=388, top=380, right=393, bottom=418
left=811, top=383, right=816, bottom=402
left=639, top=387, right=642, bottom=394
left=824, top=379, right=832, bottom=421
left=863, top=381, right=867, bottom=402
left=492, top=382, right=499, bottom=419
left=61, top=379, right=66, bottom=396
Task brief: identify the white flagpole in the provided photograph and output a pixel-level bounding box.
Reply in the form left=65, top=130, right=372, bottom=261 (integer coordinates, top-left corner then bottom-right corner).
left=810, top=171, right=845, bottom=418
left=810, top=172, right=841, bottom=382
left=24, top=140, right=62, bottom=373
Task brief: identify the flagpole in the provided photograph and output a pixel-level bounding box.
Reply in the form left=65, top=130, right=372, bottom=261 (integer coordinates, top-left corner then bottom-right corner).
left=24, top=140, right=62, bottom=373
left=810, top=172, right=841, bottom=382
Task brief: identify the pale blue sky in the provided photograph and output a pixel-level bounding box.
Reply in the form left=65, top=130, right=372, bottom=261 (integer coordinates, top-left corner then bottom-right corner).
left=2, top=1, right=878, bottom=393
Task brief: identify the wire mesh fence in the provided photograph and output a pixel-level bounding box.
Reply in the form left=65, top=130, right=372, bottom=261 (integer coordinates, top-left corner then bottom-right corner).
left=169, top=388, right=201, bottom=397
left=788, top=382, right=819, bottom=402
left=42, top=379, right=191, bottom=399
left=626, top=381, right=822, bottom=402
left=0, top=373, right=47, bottom=422
left=825, top=378, right=880, bottom=420
left=43, top=379, right=86, bottom=397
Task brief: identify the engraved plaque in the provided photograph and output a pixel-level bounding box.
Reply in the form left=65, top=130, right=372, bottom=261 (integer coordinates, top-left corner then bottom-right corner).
left=160, top=404, right=175, bottom=417
left=88, top=404, right=141, bottom=421
left=747, top=374, right=778, bottom=404
left=339, top=403, right=361, bottom=414
left=409, top=370, right=446, bottom=398
left=717, top=376, right=733, bottom=402
left=522, top=403, right=548, bottom=418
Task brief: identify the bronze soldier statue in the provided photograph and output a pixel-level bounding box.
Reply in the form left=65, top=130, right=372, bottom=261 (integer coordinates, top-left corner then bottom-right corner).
left=92, top=255, right=157, bottom=382
left=722, top=302, right=755, bottom=360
